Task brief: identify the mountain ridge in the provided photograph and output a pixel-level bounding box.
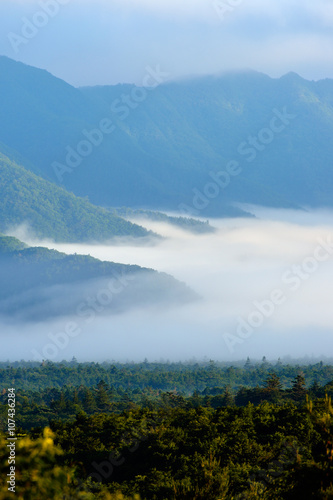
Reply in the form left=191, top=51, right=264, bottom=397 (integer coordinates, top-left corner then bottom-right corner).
left=0, top=234, right=198, bottom=321
left=1, top=56, right=333, bottom=215
left=0, top=152, right=152, bottom=242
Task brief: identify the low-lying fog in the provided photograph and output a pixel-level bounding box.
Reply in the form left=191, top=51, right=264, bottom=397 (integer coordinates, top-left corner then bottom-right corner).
left=2, top=207, right=333, bottom=362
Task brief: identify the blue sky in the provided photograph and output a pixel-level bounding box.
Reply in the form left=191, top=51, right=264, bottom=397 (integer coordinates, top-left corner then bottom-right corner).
left=1, top=0, right=333, bottom=87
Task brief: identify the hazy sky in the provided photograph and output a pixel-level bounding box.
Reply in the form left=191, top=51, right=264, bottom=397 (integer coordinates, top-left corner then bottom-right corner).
left=1, top=0, right=333, bottom=86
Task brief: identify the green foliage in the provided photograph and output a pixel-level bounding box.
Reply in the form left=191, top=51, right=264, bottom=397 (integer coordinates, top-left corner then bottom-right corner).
left=1, top=360, right=333, bottom=427
left=0, top=153, right=150, bottom=242
left=0, top=428, right=141, bottom=499
left=48, top=401, right=333, bottom=498
left=1, top=361, right=333, bottom=436
left=1, top=361, right=333, bottom=498
left=0, top=235, right=27, bottom=254
left=0, top=428, right=74, bottom=499
left=2, top=359, right=333, bottom=394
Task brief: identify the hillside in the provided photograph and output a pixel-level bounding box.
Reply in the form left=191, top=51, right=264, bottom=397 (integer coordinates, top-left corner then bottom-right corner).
left=0, top=152, right=151, bottom=242
left=8, top=57, right=333, bottom=214
left=110, top=207, right=217, bottom=233
left=0, top=235, right=197, bottom=321
left=83, top=72, right=333, bottom=211
left=0, top=56, right=181, bottom=210
left=0, top=233, right=27, bottom=254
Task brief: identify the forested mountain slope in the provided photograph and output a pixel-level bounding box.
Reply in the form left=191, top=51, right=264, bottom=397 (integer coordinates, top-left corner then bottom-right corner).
left=0, top=235, right=196, bottom=321
left=0, top=152, right=150, bottom=242
left=2, top=57, right=332, bottom=214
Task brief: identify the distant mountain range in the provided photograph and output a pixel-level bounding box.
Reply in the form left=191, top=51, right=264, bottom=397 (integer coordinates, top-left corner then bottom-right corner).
left=0, top=234, right=197, bottom=321
left=2, top=56, right=332, bottom=216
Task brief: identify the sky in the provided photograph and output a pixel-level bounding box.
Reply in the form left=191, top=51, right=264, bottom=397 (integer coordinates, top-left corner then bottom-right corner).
left=0, top=0, right=333, bottom=86
left=2, top=209, right=333, bottom=362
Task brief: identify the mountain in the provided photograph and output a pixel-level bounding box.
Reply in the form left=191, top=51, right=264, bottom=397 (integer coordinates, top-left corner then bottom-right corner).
left=0, top=234, right=27, bottom=254
left=0, top=57, right=180, bottom=209
left=0, top=235, right=197, bottom=321
left=82, top=72, right=333, bottom=211
left=1, top=56, right=333, bottom=215
left=0, top=152, right=152, bottom=242
left=110, top=208, right=217, bottom=233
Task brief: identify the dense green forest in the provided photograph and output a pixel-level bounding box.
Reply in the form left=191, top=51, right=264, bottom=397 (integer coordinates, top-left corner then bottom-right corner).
left=1, top=360, right=333, bottom=430
left=1, top=359, right=333, bottom=394
left=1, top=361, right=333, bottom=498
left=0, top=152, right=151, bottom=242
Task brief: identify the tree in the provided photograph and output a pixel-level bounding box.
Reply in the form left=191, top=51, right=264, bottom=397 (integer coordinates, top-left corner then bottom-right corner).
left=96, top=380, right=112, bottom=411
left=83, top=387, right=97, bottom=413
left=276, top=357, right=283, bottom=368
left=244, top=357, right=252, bottom=369
left=291, top=374, right=307, bottom=402
left=309, top=379, right=322, bottom=399
left=265, top=373, right=282, bottom=391
left=264, top=373, right=283, bottom=404
left=261, top=356, right=269, bottom=369
left=0, top=428, right=74, bottom=499
left=223, top=386, right=235, bottom=406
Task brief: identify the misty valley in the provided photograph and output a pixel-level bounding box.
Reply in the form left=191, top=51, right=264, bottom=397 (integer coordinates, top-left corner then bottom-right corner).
left=1, top=209, right=333, bottom=363
left=1, top=50, right=333, bottom=499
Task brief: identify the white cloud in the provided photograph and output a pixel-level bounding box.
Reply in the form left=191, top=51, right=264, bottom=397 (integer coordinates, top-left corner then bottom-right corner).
left=306, top=0, right=333, bottom=27
left=0, top=0, right=332, bottom=89
left=91, top=0, right=333, bottom=26
left=5, top=209, right=330, bottom=362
